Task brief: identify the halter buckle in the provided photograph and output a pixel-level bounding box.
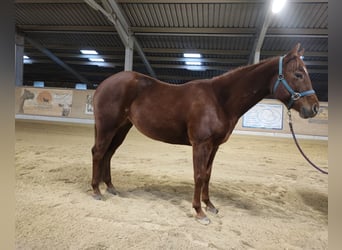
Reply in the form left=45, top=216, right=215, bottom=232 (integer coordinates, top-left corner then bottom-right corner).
left=278, top=74, right=284, bottom=80
left=291, top=92, right=301, bottom=101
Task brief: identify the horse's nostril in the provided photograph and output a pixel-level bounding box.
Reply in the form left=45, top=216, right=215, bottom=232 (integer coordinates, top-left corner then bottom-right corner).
left=312, top=104, right=319, bottom=114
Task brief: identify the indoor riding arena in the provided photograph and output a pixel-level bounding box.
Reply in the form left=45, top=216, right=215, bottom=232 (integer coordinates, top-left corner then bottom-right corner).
left=15, top=1, right=328, bottom=250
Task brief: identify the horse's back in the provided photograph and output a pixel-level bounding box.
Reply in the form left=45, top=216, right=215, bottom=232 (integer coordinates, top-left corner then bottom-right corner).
left=94, top=71, right=150, bottom=108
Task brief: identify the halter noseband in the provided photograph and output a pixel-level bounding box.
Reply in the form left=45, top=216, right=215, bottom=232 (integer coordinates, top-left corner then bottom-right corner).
left=273, top=56, right=315, bottom=109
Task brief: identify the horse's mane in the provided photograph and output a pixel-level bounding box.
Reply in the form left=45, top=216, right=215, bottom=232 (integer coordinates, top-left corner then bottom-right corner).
left=214, top=56, right=278, bottom=81
left=175, top=56, right=279, bottom=86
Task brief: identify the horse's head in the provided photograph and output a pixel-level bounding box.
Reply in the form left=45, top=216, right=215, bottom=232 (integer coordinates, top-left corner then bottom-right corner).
left=272, top=43, right=319, bottom=118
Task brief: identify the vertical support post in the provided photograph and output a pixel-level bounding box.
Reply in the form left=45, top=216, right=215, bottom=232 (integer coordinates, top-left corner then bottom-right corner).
left=253, top=51, right=261, bottom=64
left=124, top=36, right=134, bottom=71
left=248, top=1, right=272, bottom=65
left=15, top=33, right=24, bottom=86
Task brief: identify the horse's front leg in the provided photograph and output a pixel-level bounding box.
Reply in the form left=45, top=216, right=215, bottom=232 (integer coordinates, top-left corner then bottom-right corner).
left=91, top=145, right=104, bottom=200
left=192, top=142, right=214, bottom=225
left=201, top=146, right=219, bottom=214
left=91, top=130, right=116, bottom=200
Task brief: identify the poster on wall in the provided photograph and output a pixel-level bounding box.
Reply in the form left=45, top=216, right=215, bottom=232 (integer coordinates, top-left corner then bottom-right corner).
left=18, top=88, right=73, bottom=117
left=85, top=94, right=94, bottom=115
left=242, top=103, right=283, bottom=130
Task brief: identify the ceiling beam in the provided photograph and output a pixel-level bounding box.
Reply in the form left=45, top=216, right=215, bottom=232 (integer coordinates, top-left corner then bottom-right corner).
left=23, top=34, right=91, bottom=84
left=116, top=0, right=327, bottom=3
left=118, top=0, right=266, bottom=3
left=15, top=0, right=328, bottom=3
left=24, top=58, right=328, bottom=74
left=16, top=25, right=116, bottom=33
left=132, top=27, right=256, bottom=35
left=24, top=51, right=248, bottom=64
left=18, top=25, right=328, bottom=38
left=24, top=43, right=327, bottom=58
left=84, top=0, right=156, bottom=77
left=105, top=0, right=155, bottom=76
left=133, top=27, right=327, bottom=37
left=15, top=0, right=86, bottom=3
left=24, top=51, right=328, bottom=67
left=248, top=1, right=272, bottom=64
left=84, top=0, right=129, bottom=43
left=267, top=28, right=327, bottom=36
left=25, top=58, right=117, bottom=67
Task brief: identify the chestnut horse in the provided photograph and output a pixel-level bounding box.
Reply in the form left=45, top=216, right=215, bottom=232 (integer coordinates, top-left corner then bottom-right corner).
left=91, top=44, right=319, bottom=224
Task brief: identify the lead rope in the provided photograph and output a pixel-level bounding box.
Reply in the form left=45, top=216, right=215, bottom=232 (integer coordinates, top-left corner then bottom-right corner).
left=287, top=110, right=328, bottom=175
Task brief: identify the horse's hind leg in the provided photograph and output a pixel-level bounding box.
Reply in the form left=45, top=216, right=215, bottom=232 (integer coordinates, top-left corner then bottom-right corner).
left=102, top=121, right=133, bottom=195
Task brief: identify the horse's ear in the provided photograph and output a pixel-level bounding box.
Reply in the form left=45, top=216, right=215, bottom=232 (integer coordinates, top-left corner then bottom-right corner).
left=289, top=43, right=301, bottom=55
left=298, top=47, right=305, bottom=56
left=284, top=43, right=301, bottom=61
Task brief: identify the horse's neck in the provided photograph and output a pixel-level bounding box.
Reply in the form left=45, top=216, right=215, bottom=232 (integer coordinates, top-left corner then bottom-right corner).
left=213, top=57, right=278, bottom=118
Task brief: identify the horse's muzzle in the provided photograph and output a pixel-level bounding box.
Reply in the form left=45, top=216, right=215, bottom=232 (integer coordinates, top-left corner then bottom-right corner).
left=300, top=103, right=319, bottom=118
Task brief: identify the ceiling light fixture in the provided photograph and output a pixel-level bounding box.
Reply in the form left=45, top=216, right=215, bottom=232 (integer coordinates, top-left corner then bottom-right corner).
left=23, top=55, right=32, bottom=64
left=184, top=53, right=203, bottom=70
left=183, top=53, right=202, bottom=58
left=271, top=0, right=287, bottom=14
left=89, top=58, right=105, bottom=62
left=80, top=49, right=98, bottom=55
left=186, top=66, right=206, bottom=71
left=185, top=61, right=202, bottom=66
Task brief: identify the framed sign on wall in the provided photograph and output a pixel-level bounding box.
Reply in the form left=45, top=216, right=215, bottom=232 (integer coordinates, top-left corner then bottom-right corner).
left=242, top=103, right=284, bottom=130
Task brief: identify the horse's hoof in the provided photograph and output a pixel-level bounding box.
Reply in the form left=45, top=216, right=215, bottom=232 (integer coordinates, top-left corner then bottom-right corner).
left=107, top=187, right=117, bottom=195
left=195, top=216, right=211, bottom=225
left=206, top=206, right=219, bottom=214
left=92, top=193, right=103, bottom=200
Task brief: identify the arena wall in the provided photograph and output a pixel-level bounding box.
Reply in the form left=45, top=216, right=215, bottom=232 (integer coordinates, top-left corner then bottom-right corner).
left=15, top=86, right=328, bottom=138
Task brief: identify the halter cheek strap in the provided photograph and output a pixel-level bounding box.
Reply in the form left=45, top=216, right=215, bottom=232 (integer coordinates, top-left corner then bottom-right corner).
left=273, top=56, right=315, bottom=109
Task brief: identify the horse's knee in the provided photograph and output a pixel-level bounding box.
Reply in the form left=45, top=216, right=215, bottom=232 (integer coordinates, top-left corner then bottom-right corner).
left=92, top=146, right=107, bottom=162
left=194, top=172, right=206, bottom=183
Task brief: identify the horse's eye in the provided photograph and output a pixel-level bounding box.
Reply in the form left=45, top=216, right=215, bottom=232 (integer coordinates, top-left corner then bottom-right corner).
left=294, top=72, right=304, bottom=79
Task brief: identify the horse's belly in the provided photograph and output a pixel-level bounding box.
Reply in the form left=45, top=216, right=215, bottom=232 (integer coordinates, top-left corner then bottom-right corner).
left=129, top=112, right=190, bottom=145
left=135, top=123, right=190, bottom=145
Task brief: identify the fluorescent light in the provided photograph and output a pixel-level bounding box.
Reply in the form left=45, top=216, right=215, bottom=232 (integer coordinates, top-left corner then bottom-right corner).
left=272, top=0, right=287, bottom=13
left=183, top=53, right=201, bottom=58
left=184, top=53, right=203, bottom=69
left=80, top=49, right=98, bottom=55
left=23, top=55, right=32, bottom=63
left=186, top=66, right=206, bottom=71
left=89, top=58, right=104, bottom=62
left=185, top=61, right=202, bottom=66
